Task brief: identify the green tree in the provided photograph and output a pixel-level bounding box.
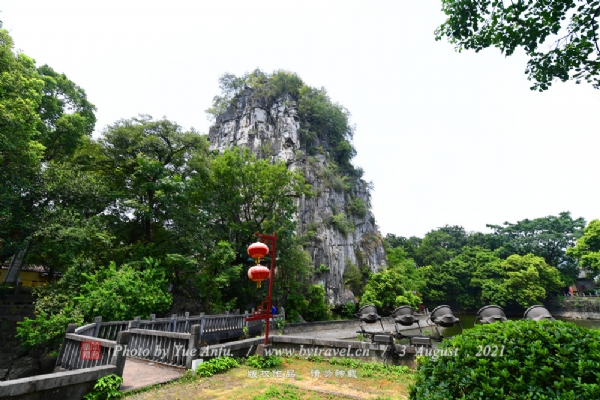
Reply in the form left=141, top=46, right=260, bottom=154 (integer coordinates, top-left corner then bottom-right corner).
left=205, top=147, right=307, bottom=253
left=17, top=258, right=172, bottom=347
left=273, top=237, right=313, bottom=321
left=98, top=115, right=207, bottom=244
left=360, top=248, right=422, bottom=312
left=567, top=219, right=600, bottom=274
left=385, top=234, right=422, bottom=262
left=74, top=258, right=172, bottom=321
left=303, top=284, right=330, bottom=321
left=415, top=225, right=469, bottom=267
left=419, top=246, right=496, bottom=310
left=204, top=148, right=309, bottom=311
left=24, top=161, right=112, bottom=280
left=0, top=29, right=98, bottom=270
left=36, top=64, right=96, bottom=161
left=436, top=0, right=600, bottom=91
left=487, top=212, right=585, bottom=283
left=472, top=253, right=563, bottom=308
left=0, top=29, right=45, bottom=261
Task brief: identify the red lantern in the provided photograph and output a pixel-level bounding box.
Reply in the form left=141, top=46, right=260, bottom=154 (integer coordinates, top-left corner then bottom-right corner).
left=248, top=242, right=269, bottom=264
left=248, top=265, right=270, bottom=288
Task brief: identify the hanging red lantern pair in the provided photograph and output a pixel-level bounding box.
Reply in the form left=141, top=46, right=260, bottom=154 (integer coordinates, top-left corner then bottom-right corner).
left=247, top=242, right=270, bottom=288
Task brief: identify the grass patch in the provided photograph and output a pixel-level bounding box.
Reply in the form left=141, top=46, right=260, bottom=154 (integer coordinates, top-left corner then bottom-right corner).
left=125, top=357, right=413, bottom=399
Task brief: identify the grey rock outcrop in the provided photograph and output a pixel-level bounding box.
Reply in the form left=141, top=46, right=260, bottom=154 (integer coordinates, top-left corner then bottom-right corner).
left=209, top=89, right=386, bottom=306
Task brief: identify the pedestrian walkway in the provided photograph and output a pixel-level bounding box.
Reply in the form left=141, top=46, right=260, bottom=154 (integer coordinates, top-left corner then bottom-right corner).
left=120, top=357, right=184, bottom=391
left=287, top=319, right=430, bottom=340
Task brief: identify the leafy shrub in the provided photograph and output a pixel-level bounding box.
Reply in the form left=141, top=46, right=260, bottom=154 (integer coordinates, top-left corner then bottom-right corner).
left=17, top=306, right=84, bottom=348
left=195, top=356, right=239, bottom=378
left=341, top=301, right=356, bottom=319
left=276, top=318, right=286, bottom=333
left=330, top=212, right=354, bottom=235
left=83, top=374, right=123, bottom=400
left=347, top=197, right=368, bottom=218
left=74, top=258, right=172, bottom=322
left=246, top=355, right=283, bottom=369
left=318, top=162, right=353, bottom=192
left=360, top=264, right=421, bottom=311
left=410, top=320, right=600, bottom=399
left=303, top=284, right=330, bottom=322
left=315, top=264, right=330, bottom=274
left=253, top=385, right=300, bottom=400
left=17, top=258, right=170, bottom=349
left=343, top=261, right=364, bottom=297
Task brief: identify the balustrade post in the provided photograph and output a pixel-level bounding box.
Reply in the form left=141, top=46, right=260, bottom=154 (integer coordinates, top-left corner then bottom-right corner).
left=56, top=323, right=78, bottom=366
left=92, top=316, right=102, bottom=338
left=171, top=314, right=178, bottom=332
left=128, top=318, right=140, bottom=330
left=186, top=325, right=201, bottom=369
left=150, top=314, right=156, bottom=321
left=112, top=330, right=131, bottom=377
left=200, top=313, right=205, bottom=335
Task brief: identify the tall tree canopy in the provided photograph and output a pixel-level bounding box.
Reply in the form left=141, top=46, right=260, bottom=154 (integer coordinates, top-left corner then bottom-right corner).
left=0, top=29, right=96, bottom=263
left=567, top=219, right=600, bottom=274
left=436, top=0, right=600, bottom=91
left=487, top=212, right=585, bottom=283
left=420, top=247, right=564, bottom=309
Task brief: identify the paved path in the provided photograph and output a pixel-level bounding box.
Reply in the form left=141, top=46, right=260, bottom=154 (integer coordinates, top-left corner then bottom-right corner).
left=120, top=357, right=184, bottom=391
left=288, top=319, right=434, bottom=340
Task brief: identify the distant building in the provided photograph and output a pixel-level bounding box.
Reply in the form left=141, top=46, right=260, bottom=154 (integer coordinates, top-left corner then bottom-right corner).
left=0, top=264, right=59, bottom=287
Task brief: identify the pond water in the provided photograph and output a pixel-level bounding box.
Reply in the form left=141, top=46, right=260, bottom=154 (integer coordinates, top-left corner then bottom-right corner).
left=439, top=315, right=600, bottom=337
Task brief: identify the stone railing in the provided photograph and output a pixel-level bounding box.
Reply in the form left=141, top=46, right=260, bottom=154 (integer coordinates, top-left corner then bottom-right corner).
left=136, top=311, right=275, bottom=333
left=75, top=316, right=133, bottom=341
left=126, top=325, right=201, bottom=368
left=56, top=323, right=129, bottom=376
left=0, top=365, right=117, bottom=400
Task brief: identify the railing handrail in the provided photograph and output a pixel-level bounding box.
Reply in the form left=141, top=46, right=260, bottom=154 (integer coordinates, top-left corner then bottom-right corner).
left=55, top=323, right=128, bottom=374
left=65, top=333, right=117, bottom=348
left=74, top=323, right=97, bottom=335
left=128, top=328, right=191, bottom=339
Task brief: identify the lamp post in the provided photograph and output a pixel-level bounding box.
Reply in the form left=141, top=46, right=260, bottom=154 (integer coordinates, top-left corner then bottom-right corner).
left=245, top=232, right=278, bottom=346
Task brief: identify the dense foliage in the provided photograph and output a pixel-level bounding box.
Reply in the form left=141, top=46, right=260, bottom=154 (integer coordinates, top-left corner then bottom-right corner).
left=436, top=0, right=600, bottom=91
left=206, top=69, right=358, bottom=176
left=83, top=374, right=123, bottom=400
left=3, top=23, right=597, bottom=360
left=386, top=212, right=587, bottom=311
left=194, top=356, right=240, bottom=378
left=360, top=248, right=422, bottom=311
left=1, top=29, right=327, bottom=347
left=567, top=219, right=600, bottom=275
left=410, top=320, right=600, bottom=399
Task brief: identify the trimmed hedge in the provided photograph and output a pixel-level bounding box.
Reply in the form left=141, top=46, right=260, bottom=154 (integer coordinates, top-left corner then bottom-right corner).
left=409, top=320, right=600, bottom=399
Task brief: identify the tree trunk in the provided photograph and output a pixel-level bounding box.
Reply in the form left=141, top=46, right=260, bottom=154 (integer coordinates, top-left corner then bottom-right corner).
left=145, top=190, right=154, bottom=243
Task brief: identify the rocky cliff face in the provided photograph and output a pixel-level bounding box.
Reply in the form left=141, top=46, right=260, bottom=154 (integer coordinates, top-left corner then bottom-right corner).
left=209, top=89, right=386, bottom=307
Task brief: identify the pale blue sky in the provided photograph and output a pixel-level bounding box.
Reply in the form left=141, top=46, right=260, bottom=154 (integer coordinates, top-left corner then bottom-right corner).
left=3, top=1, right=599, bottom=237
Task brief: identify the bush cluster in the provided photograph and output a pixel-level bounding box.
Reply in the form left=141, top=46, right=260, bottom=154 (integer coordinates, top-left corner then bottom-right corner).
left=193, top=356, right=240, bottom=378
left=410, top=320, right=600, bottom=399
left=246, top=355, right=283, bottom=369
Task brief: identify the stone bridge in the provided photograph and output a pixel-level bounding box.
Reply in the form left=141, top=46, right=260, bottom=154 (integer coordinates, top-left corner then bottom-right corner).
left=0, top=310, right=284, bottom=398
